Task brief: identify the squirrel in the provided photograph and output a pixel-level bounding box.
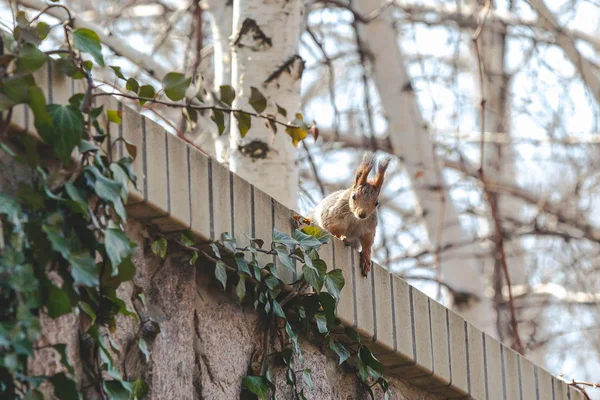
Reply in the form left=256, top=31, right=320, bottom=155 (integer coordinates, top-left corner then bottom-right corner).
left=311, top=152, right=392, bottom=277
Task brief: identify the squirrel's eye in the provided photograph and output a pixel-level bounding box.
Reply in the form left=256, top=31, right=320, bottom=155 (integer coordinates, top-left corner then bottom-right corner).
left=352, top=194, right=356, bottom=201
left=376, top=200, right=380, bottom=206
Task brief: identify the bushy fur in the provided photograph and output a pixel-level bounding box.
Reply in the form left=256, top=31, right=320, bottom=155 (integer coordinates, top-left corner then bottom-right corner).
left=311, top=152, right=392, bottom=276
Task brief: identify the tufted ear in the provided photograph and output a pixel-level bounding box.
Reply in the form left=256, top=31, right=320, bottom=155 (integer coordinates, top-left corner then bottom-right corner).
left=353, top=152, right=376, bottom=188
left=371, top=155, right=392, bottom=191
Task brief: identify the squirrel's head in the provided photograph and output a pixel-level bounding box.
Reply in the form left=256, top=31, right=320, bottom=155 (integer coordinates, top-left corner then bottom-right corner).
left=349, top=152, right=392, bottom=220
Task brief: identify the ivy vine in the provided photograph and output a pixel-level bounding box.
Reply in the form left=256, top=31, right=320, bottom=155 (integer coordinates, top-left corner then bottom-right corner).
left=160, top=227, right=391, bottom=399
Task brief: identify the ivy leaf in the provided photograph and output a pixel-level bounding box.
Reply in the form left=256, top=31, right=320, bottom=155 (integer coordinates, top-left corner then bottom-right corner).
left=249, top=86, right=267, bottom=113
left=315, top=312, right=328, bottom=333
left=78, top=301, right=96, bottom=325
left=49, top=373, right=78, bottom=400
left=16, top=43, right=48, bottom=72
left=219, top=85, right=235, bottom=106
left=93, top=172, right=126, bottom=221
left=215, top=261, right=228, bottom=290
left=102, top=380, right=130, bottom=400
left=139, top=84, right=155, bottom=106
left=300, top=225, right=331, bottom=244
left=293, top=229, right=323, bottom=250
left=151, top=238, right=167, bottom=259
left=285, top=322, right=301, bottom=356
left=221, top=232, right=237, bottom=252
left=234, top=111, right=251, bottom=138
left=107, top=109, right=122, bottom=124
left=210, top=243, right=221, bottom=259
left=189, top=251, right=199, bottom=265
left=328, top=339, right=350, bottom=365
left=302, top=369, right=313, bottom=391
left=138, top=338, right=151, bottom=362
left=46, top=283, right=72, bottom=318
left=1, top=74, right=35, bottom=103
left=126, top=78, right=139, bottom=93
left=324, top=269, right=345, bottom=301
left=303, top=263, right=322, bottom=292
left=53, top=343, right=74, bottom=375
left=104, top=227, right=134, bottom=276
left=344, top=326, right=361, bottom=343
left=43, top=104, right=84, bottom=165
left=131, top=380, right=149, bottom=400
left=211, top=109, right=225, bottom=135
left=162, top=72, right=191, bottom=101
left=272, top=299, right=286, bottom=319
left=242, top=376, right=269, bottom=399
left=70, top=251, right=99, bottom=287
left=34, top=21, right=50, bottom=41
left=236, top=275, right=246, bottom=305
left=275, top=246, right=295, bottom=271
left=110, top=65, right=125, bottom=80
left=358, top=346, right=383, bottom=373
left=181, top=230, right=196, bottom=246
left=72, top=28, right=105, bottom=67
left=273, top=228, right=298, bottom=249
left=235, top=253, right=252, bottom=276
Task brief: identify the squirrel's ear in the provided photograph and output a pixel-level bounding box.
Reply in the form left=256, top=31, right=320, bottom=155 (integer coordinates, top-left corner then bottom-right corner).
left=373, top=155, right=392, bottom=190
left=354, top=152, right=376, bottom=187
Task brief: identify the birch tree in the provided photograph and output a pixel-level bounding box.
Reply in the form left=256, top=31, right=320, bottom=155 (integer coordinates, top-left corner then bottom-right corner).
left=228, top=0, right=305, bottom=209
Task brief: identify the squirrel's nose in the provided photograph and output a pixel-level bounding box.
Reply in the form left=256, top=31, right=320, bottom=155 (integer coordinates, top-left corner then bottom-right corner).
left=358, top=212, right=367, bottom=219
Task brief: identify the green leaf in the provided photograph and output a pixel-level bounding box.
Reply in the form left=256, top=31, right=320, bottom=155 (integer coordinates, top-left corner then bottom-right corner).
left=105, top=228, right=135, bottom=276
left=276, top=103, right=287, bottom=118
left=110, top=65, right=126, bottom=80
left=49, top=373, right=78, bottom=400
left=130, top=380, right=149, bottom=400
left=78, top=301, right=96, bottom=325
left=315, top=312, right=328, bottom=333
left=16, top=43, right=48, bottom=72
left=249, top=86, right=267, bottom=113
left=215, top=261, right=228, bottom=290
left=189, top=251, right=199, bottom=265
left=68, top=93, right=85, bottom=108
left=1, top=73, right=35, bottom=103
left=275, top=246, right=295, bottom=271
left=328, top=339, right=350, bottom=365
left=219, top=85, right=235, bottom=106
left=181, top=230, right=196, bottom=246
left=211, top=109, right=225, bottom=135
left=242, top=376, right=269, bottom=398
left=54, top=58, right=84, bottom=79
left=138, top=84, right=155, bottom=106
left=273, top=228, right=298, bottom=249
left=70, top=251, right=99, bottom=287
left=221, top=232, right=237, bottom=252
left=34, top=21, right=50, bottom=41
left=302, top=369, right=313, bottom=391
left=93, top=172, right=127, bottom=221
left=54, top=343, right=74, bottom=375
left=43, top=104, right=84, bottom=164
left=103, top=380, right=130, bottom=400
left=126, top=78, right=139, bottom=93
left=46, top=283, right=72, bottom=318
left=162, top=72, right=191, bottom=101
left=265, top=275, right=280, bottom=291
left=139, top=337, right=151, bottom=362
left=107, top=109, right=122, bottom=124
left=210, top=243, right=221, bottom=259
left=272, top=299, right=286, bottom=319
left=236, top=275, right=246, bottom=305
left=303, top=259, right=326, bottom=292
left=234, top=111, right=251, bottom=138
left=293, top=229, right=323, bottom=250
left=324, top=269, right=345, bottom=301
left=151, top=238, right=167, bottom=259
left=72, top=28, right=105, bottom=67
left=358, top=346, right=383, bottom=373
left=285, top=322, right=300, bottom=355
left=235, top=253, right=252, bottom=276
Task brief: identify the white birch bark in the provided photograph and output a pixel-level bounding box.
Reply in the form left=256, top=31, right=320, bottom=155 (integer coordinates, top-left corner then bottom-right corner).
left=229, top=0, right=304, bottom=209
left=354, top=0, right=496, bottom=335
left=204, top=0, right=233, bottom=163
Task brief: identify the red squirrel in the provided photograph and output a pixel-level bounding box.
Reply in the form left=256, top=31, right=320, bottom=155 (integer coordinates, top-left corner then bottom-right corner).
left=312, top=152, right=392, bottom=277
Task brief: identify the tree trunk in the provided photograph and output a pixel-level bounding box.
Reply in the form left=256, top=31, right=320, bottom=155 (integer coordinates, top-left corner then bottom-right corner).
left=204, top=0, right=233, bottom=163
left=354, top=0, right=496, bottom=335
left=228, top=0, right=304, bottom=209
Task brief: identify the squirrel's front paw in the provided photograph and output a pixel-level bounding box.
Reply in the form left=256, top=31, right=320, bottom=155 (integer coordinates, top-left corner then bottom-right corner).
left=342, top=237, right=359, bottom=249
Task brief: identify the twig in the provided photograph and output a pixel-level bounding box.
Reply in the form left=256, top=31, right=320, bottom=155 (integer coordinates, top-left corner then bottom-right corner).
left=302, top=141, right=325, bottom=196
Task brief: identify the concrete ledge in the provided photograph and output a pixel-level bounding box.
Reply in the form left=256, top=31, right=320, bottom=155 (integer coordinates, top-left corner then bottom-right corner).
left=6, top=63, right=584, bottom=400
